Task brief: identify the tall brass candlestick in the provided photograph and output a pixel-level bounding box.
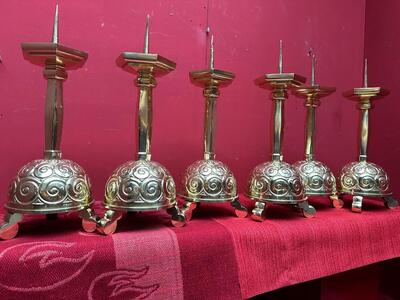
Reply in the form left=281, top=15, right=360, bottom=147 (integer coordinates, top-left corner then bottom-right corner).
left=338, top=59, right=398, bottom=212
left=179, top=34, right=248, bottom=220
left=247, top=41, right=316, bottom=221
left=293, top=50, right=343, bottom=208
left=0, top=5, right=98, bottom=240
left=98, top=16, right=185, bottom=235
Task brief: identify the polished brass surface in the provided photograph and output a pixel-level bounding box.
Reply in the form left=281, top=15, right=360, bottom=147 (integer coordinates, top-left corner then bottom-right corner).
left=293, top=51, right=342, bottom=208
left=182, top=160, right=237, bottom=202
left=98, top=16, right=185, bottom=234
left=338, top=59, right=398, bottom=212
left=247, top=161, right=305, bottom=203
left=247, top=41, right=315, bottom=221
left=179, top=34, right=248, bottom=220
left=0, top=5, right=97, bottom=240
left=293, top=160, right=342, bottom=207
left=7, top=159, right=92, bottom=214
left=340, top=161, right=391, bottom=196
left=104, top=160, right=176, bottom=211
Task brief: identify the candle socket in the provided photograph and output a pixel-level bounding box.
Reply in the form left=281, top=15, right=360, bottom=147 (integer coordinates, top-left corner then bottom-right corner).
left=0, top=6, right=98, bottom=240
left=293, top=84, right=343, bottom=208
left=179, top=68, right=248, bottom=220
left=247, top=66, right=317, bottom=221
left=339, top=86, right=398, bottom=212
left=98, top=17, right=185, bottom=235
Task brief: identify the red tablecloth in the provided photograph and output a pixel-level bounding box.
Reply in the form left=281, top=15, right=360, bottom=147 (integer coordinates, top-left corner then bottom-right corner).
left=0, top=196, right=399, bottom=300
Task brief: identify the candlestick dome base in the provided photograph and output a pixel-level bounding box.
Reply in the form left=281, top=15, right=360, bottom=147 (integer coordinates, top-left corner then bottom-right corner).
left=179, top=159, right=248, bottom=220
left=338, top=161, right=398, bottom=212
left=247, top=161, right=316, bottom=220
left=98, top=160, right=185, bottom=234
left=293, top=160, right=343, bottom=208
left=0, top=159, right=98, bottom=240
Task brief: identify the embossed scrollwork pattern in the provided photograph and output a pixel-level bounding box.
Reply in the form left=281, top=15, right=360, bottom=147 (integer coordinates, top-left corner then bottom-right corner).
left=7, top=159, right=92, bottom=212
left=293, top=160, right=336, bottom=195
left=104, top=160, right=176, bottom=209
left=247, top=161, right=306, bottom=202
left=181, top=160, right=237, bottom=201
left=339, top=161, right=390, bottom=196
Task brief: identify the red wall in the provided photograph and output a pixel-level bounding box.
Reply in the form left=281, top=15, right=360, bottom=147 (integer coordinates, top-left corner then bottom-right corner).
left=0, top=0, right=366, bottom=203
left=365, top=0, right=400, bottom=196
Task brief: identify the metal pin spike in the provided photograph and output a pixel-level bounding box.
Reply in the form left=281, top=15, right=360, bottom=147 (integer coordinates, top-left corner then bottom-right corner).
left=52, top=3, right=59, bottom=44
left=144, top=14, right=150, bottom=54
left=279, top=40, right=283, bottom=74
left=308, top=48, right=316, bottom=86
left=209, top=34, right=214, bottom=70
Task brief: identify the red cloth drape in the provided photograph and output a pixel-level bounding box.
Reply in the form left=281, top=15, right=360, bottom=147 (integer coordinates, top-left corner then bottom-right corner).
left=0, top=196, right=398, bottom=299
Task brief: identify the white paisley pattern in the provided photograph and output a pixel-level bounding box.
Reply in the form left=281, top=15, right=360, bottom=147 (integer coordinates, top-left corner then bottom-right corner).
left=0, top=241, right=94, bottom=292
left=104, top=160, right=176, bottom=210
left=88, top=267, right=159, bottom=300
left=181, top=160, right=237, bottom=201
left=7, top=159, right=92, bottom=213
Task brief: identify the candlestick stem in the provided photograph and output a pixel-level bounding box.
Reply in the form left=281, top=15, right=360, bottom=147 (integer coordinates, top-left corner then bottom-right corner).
left=136, top=70, right=155, bottom=161
left=272, top=88, right=287, bottom=161
left=359, top=108, right=369, bottom=162
left=43, top=72, right=65, bottom=159
left=304, top=101, right=316, bottom=160
left=203, top=86, right=218, bottom=160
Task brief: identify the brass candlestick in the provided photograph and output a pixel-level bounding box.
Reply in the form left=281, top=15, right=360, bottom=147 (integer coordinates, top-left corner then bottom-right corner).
left=338, top=59, right=398, bottom=212
left=0, top=5, right=97, bottom=240
left=247, top=41, right=316, bottom=221
left=97, top=16, right=185, bottom=235
left=293, top=50, right=343, bottom=208
left=180, top=34, right=248, bottom=220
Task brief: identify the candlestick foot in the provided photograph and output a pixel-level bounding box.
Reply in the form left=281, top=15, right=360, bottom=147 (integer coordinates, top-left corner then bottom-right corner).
left=0, top=224, right=19, bottom=240
left=330, top=194, right=344, bottom=209
left=97, top=210, right=123, bottom=235
left=383, top=196, right=398, bottom=209
left=167, top=205, right=186, bottom=228
left=181, top=202, right=198, bottom=221
left=298, top=201, right=316, bottom=218
left=0, top=213, right=23, bottom=240
left=231, top=198, right=248, bottom=218
left=251, top=201, right=267, bottom=222
left=79, top=207, right=99, bottom=233
left=351, top=196, right=363, bottom=213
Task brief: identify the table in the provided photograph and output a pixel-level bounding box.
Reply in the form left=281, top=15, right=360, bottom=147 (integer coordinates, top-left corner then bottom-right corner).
left=0, top=196, right=399, bottom=299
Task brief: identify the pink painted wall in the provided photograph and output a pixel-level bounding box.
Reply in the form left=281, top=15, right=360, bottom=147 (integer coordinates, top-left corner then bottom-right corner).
left=0, top=0, right=366, bottom=203
left=365, top=0, right=400, bottom=196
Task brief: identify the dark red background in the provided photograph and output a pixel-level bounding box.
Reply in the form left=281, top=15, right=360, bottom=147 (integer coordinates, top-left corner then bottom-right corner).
left=0, top=0, right=396, bottom=204
left=365, top=0, right=400, bottom=198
